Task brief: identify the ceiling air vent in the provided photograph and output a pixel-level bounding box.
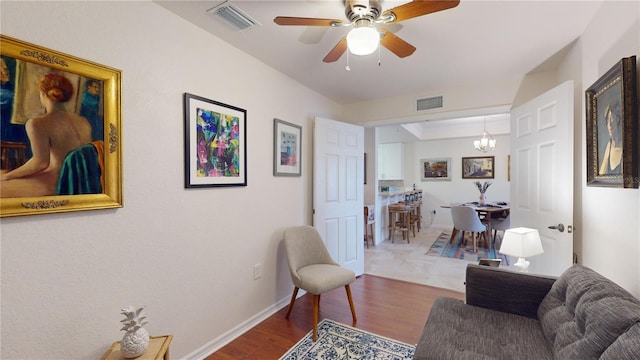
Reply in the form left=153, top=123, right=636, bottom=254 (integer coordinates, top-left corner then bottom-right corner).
left=416, top=96, right=443, bottom=111
left=207, top=1, right=261, bottom=31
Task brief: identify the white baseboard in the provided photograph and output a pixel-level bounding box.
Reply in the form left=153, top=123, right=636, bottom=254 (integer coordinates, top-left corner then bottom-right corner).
left=181, top=294, right=295, bottom=360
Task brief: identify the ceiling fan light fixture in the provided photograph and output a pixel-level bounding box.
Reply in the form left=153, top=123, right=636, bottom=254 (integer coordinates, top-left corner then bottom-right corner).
left=346, top=25, right=379, bottom=56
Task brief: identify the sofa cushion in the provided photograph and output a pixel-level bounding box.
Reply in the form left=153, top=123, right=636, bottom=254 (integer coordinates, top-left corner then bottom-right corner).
left=414, top=297, right=553, bottom=360
left=600, top=323, right=640, bottom=360
left=538, top=265, right=640, bottom=359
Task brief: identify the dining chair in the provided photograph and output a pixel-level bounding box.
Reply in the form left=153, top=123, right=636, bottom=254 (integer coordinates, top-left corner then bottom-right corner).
left=450, top=205, right=490, bottom=253
left=283, top=225, right=357, bottom=341
left=491, top=211, right=511, bottom=239
left=489, top=211, right=510, bottom=250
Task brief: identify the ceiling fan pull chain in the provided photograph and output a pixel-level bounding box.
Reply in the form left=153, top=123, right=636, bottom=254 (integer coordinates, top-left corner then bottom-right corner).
left=378, top=44, right=381, bottom=66
left=345, top=50, right=351, bottom=71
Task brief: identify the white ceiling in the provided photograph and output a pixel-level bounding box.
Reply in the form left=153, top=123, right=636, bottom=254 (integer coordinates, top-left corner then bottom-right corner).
left=378, top=112, right=511, bottom=142
left=156, top=0, right=602, bottom=138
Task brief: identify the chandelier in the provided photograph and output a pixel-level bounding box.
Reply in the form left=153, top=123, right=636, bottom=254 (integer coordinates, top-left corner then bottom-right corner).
left=474, top=118, right=496, bottom=152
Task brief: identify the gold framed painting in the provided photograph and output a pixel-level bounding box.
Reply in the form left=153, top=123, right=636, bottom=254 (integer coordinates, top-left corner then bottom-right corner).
left=0, top=35, right=123, bottom=217
left=585, top=56, right=638, bottom=188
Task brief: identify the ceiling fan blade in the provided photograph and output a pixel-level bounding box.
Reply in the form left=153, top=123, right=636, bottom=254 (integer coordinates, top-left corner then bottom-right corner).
left=274, top=16, right=344, bottom=27
left=323, top=36, right=348, bottom=63
left=382, top=0, right=460, bottom=23
left=380, top=29, right=416, bottom=58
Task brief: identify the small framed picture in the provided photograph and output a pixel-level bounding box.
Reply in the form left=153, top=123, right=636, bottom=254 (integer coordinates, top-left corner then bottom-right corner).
left=585, top=56, right=637, bottom=188
left=420, top=158, right=451, bottom=181
left=183, top=93, right=247, bottom=188
left=462, top=156, right=495, bottom=179
left=273, top=118, right=301, bottom=177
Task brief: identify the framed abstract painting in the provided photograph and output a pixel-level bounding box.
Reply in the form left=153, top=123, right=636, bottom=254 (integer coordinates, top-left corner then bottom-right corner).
left=183, top=93, right=247, bottom=187
left=0, top=35, right=123, bottom=217
left=273, top=118, right=301, bottom=177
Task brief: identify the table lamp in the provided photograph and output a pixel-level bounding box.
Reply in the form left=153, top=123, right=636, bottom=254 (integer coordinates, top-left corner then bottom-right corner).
left=498, top=227, right=544, bottom=272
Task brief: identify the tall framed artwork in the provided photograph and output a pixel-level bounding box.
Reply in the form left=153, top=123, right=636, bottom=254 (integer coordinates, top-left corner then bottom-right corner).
left=0, top=35, right=123, bottom=217
left=420, top=158, right=451, bottom=181
left=462, top=156, right=494, bottom=179
left=183, top=93, right=247, bottom=188
left=586, top=56, right=637, bottom=188
left=273, top=118, right=301, bottom=177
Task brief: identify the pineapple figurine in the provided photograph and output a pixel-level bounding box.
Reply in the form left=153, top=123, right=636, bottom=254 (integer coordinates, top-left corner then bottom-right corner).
left=119, top=305, right=149, bottom=358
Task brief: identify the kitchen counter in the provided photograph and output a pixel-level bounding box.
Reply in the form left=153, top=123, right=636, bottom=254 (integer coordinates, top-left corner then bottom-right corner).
left=378, top=191, right=409, bottom=196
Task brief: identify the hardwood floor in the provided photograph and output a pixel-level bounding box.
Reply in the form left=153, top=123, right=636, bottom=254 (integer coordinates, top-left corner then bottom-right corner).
left=205, top=274, right=465, bottom=359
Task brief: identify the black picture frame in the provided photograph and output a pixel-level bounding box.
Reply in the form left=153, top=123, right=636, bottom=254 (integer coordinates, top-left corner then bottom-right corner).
left=586, top=56, right=637, bottom=188
left=183, top=93, right=247, bottom=188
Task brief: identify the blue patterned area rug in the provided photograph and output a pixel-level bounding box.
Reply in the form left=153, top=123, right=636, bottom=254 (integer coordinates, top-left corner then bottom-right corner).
left=426, top=232, right=508, bottom=263
left=279, top=319, right=415, bottom=359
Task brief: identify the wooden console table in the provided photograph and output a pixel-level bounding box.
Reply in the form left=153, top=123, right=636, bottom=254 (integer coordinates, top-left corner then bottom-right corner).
left=101, top=334, right=173, bottom=360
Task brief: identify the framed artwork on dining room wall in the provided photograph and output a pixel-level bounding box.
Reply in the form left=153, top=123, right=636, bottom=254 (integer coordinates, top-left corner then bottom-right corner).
left=585, top=55, right=637, bottom=188
left=420, top=158, right=451, bottom=181
left=462, top=156, right=495, bottom=179
left=0, top=35, right=123, bottom=217
left=183, top=93, right=247, bottom=188
left=273, top=118, right=301, bottom=177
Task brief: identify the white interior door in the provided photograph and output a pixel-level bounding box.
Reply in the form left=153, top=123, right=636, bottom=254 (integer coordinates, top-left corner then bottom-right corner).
left=509, top=81, right=574, bottom=276
left=313, top=117, right=364, bottom=276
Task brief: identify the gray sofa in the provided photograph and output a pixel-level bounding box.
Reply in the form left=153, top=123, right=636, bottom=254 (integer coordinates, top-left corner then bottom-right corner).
left=414, top=264, right=640, bottom=359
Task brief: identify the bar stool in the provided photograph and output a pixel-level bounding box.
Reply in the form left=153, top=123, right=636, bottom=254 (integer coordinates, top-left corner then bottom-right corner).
left=388, top=204, right=410, bottom=243
left=398, top=200, right=422, bottom=237
left=364, top=205, right=375, bottom=248
left=414, top=201, right=422, bottom=231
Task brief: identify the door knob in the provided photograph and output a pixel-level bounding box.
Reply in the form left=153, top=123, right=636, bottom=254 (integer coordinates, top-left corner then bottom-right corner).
left=548, top=223, right=565, bottom=232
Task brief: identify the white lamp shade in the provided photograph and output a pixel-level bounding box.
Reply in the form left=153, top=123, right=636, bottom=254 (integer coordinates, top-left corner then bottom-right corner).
left=347, top=27, right=379, bottom=55
left=499, top=227, right=544, bottom=258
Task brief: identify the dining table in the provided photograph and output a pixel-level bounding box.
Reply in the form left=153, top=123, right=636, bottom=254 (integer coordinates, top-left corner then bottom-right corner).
left=440, top=203, right=510, bottom=246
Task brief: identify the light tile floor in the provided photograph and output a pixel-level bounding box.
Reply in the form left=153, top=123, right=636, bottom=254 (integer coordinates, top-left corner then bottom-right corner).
left=364, top=225, right=514, bottom=293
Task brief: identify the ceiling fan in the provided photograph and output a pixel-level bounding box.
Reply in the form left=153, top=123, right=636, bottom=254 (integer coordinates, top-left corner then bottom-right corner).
left=274, top=0, right=460, bottom=63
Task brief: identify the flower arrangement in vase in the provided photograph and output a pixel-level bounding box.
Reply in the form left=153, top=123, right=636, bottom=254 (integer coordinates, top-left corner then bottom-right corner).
left=474, top=181, right=492, bottom=206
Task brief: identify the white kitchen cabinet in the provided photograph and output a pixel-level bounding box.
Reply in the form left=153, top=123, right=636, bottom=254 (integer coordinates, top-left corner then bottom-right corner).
left=378, top=143, right=404, bottom=180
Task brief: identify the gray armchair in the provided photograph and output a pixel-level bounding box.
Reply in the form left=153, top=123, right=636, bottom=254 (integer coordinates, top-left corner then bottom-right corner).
left=283, top=225, right=357, bottom=341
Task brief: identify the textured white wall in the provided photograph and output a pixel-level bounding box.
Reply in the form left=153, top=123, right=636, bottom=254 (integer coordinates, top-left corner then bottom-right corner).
left=0, top=1, right=340, bottom=359
left=577, top=1, right=640, bottom=297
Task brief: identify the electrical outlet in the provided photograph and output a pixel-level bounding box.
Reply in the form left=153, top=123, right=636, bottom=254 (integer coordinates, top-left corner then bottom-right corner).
left=253, top=263, right=263, bottom=280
